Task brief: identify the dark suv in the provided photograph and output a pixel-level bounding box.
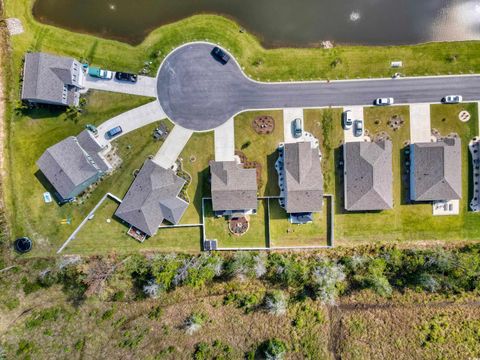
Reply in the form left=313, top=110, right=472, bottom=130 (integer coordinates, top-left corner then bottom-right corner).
left=211, top=47, right=230, bottom=64
left=115, top=72, right=138, bottom=83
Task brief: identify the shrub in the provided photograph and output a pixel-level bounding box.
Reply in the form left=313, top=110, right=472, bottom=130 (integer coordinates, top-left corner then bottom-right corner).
left=311, top=261, right=345, bottom=304
left=264, top=290, right=288, bottom=316
left=258, top=338, right=287, bottom=360
left=143, top=279, right=160, bottom=299
left=148, top=306, right=163, bottom=320
left=224, top=292, right=262, bottom=314
left=268, top=254, right=309, bottom=288
left=226, top=252, right=259, bottom=280
left=184, top=312, right=208, bottom=335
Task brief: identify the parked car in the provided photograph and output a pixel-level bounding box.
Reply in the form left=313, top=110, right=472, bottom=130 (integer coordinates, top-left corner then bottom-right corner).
left=374, top=97, right=394, bottom=106
left=442, top=95, right=462, bottom=104
left=342, top=110, right=353, bottom=129
left=88, top=67, right=113, bottom=79
left=354, top=120, right=363, bottom=137
left=292, top=118, right=303, bottom=138
left=211, top=46, right=230, bottom=64
left=85, top=124, right=98, bottom=136
left=115, top=72, right=138, bottom=83
left=106, top=126, right=123, bottom=138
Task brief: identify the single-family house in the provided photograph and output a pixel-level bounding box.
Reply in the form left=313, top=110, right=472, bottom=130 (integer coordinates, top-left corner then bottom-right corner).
left=282, top=141, right=323, bottom=221
left=209, top=160, right=257, bottom=216
left=115, top=160, right=188, bottom=237
left=21, top=52, right=84, bottom=107
left=343, top=140, right=393, bottom=211
left=410, top=138, right=462, bottom=201
left=37, top=130, right=111, bottom=201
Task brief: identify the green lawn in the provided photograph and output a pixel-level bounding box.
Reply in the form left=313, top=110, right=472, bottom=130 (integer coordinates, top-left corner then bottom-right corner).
left=8, top=0, right=480, bottom=83
left=269, top=199, right=328, bottom=247
left=65, top=197, right=201, bottom=254
left=9, top=91, right=164, bottom=256
left=179, top=131, right=215, bottom=225
left=303, top=108, right=344, bottom=194
left=204, top=200, right=268, bottom=248
left=234, top=111, right=284, bottom=196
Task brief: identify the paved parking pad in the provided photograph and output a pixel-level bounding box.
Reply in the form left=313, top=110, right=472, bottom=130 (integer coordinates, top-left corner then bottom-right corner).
left=343, top=106, right=365, bottom=142
left=152, top=125, right=193, bottom=169
left=84, top=74, right=157, bottom=97
left=409, top=104, right=432, bottom=143
left=96, top=100, right=166, bottom=147
left=283, top=108, right=304, bottom=143
left=214, top=117, right=235, bottom=161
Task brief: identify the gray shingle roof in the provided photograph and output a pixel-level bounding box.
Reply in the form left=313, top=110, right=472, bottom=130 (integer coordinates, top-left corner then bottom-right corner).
left=210, top=161, right=257, bottom=212
left=283, top=142, right=323, bottom=213
left=37, top=137, right=99, bottom=199
left=21, top=52, right=82, bottom=106
left=410, top=138, right=462, bottom=201
left=76, top=130, right=111, bottom=172
left=115, top=160, right=188, bottom=236
left=37, top=131, right=110, bottom=200
left=344, top=140, right=393, bottom=211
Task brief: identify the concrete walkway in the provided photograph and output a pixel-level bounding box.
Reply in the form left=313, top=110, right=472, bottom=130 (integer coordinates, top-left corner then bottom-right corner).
left=96, top=100, right=166, bottom=146
left=283, top=108, right=305, bottom=143
left=343, top=106, right=364, bottom=142
left=409, top=104, right=432, bottom=143
left=214, top=117, right=235, bottom=161
left=152, top=125, right=193, bottom=169
left=84, top=74, right=157, bottom=97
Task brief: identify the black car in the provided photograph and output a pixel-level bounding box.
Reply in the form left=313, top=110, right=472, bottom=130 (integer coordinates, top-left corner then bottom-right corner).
left=211, top=47, right=230, bottom=64
left=115, top=71, right=138, bottom=83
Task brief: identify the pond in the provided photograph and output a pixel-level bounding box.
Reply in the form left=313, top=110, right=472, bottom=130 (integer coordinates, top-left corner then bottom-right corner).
left=32, top=0, right=480, bottom=47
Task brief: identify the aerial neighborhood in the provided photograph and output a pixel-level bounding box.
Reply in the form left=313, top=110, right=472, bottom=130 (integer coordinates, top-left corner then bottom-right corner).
left=16, top=42, right=477, bottom=251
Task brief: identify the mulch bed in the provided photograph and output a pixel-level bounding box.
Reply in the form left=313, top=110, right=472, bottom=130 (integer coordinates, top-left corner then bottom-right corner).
left=228, top=216, right=249, bottom=236
left=235, top=150, right=263, bottom=189
left=252, top=115, right=275, bottom=135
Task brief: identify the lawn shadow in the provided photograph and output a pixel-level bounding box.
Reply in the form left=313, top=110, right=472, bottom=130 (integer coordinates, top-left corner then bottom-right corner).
left=20, top=105, right=65, bottom=120
left=265, top=150, right=280, bottom=196
left=192, top=167, right=211, bottom=223
left=399, top=144, right=411, bottom=205
left=34, top=170, right=66, bottom=205
left=333, top=145, right=346, bottom=215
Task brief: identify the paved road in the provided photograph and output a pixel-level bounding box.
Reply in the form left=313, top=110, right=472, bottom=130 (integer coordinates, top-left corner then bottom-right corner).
left=157, top=42, right=480, bottom=132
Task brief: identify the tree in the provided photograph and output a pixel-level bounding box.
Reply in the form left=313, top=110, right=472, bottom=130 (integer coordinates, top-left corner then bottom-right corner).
left=258, top=338, right=287, bottom=360
left=264, top=290, right=287, bottom=316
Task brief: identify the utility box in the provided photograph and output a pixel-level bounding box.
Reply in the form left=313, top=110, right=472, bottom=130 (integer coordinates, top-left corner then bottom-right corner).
left=391, top=61, right=403, bottom=68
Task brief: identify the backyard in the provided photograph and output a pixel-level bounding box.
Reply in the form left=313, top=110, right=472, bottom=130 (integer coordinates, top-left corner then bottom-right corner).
left=64, top=197, right=201, bottom=254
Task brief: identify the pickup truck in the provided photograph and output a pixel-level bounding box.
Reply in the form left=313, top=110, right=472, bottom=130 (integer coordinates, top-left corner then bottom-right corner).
left=88, top=67, right=113, bottom=80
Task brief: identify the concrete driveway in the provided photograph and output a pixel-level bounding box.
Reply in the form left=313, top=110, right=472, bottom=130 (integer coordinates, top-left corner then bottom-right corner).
left=84, top=74, right=157, bottom=97
left=214, top=117, right=235, bottom=161
left=343, top=106, right=365, bottom=142
left=96, top=100, right=166, bottom=147
left=153, top=125, right=193, bottom=169
left=409, top=104, right=432, bottom=143
left=283, top=108, right=304, bottom=143
left=157, top=42, right=480, bottom=132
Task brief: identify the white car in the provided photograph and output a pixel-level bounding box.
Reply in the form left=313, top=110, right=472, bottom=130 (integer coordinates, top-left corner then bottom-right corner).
left=442, top=95, right=462, bottom=104
left=342, top=110, right=353, bottom=129
left=374, top=97, right=394, bottom=106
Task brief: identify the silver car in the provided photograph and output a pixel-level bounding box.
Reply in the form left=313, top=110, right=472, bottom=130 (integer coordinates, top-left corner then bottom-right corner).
left=354, top=120, right=363, bottom=137
left=374, top=97, right=394, bottom=106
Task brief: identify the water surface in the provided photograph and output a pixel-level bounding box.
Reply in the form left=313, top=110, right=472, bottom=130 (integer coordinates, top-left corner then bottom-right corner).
left=32, top=0, right=480, bottom=46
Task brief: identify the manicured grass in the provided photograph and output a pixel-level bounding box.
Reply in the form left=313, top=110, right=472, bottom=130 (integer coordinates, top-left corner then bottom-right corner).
left=65, top=197, right=201, bottom=254
left=303, top=108, right=344, bottom=194
left=8, top=0, right=480, bottom=83
left=8, top=91, right=162, bottom=256
left=269, top=199, right=328, bottom=247
left=179, top=131, right=215, bottom=224
left=328, top=104, right=480, bottom=246
left=204, top=200, right=268, bottom=248
left=234, top=110, right=284, bottom=196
